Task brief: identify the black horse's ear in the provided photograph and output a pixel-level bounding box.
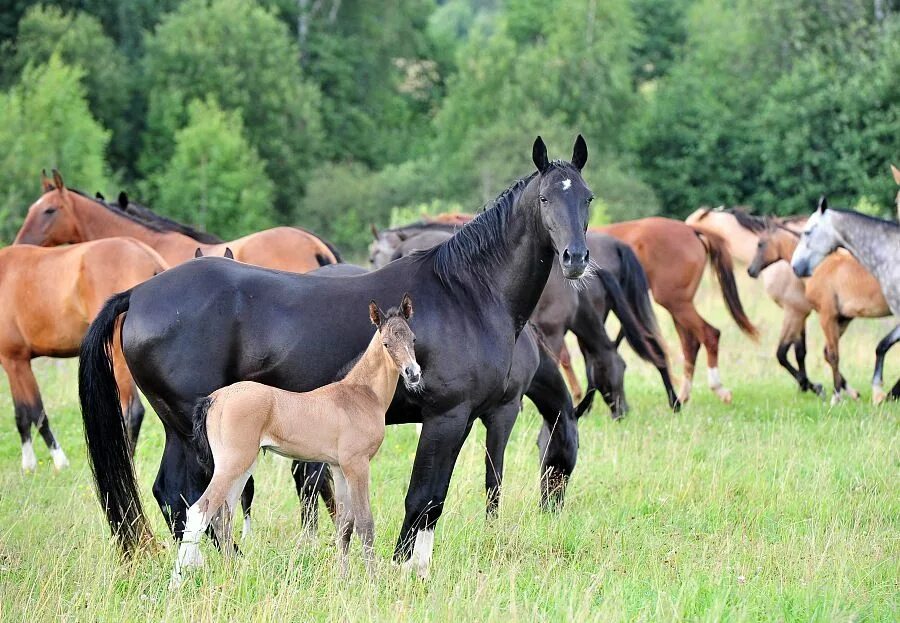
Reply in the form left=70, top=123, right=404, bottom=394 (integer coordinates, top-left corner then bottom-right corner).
left=574, top=388, right=596, bottom=419
left=369, top=300, right=382, bottom=327
left=118, top=191, right=128, bottom=208
left=194, top=248, right=203, bottom=258
left=400, top=292, right=413, bottom=320
left=571, top=134, right=588, bottom=170
left=532, top=136, right=550, bottom=174
left=224, top=247, right=234, bottom=259
left=817, top=196, right=828, bottom=213
left=95, top=191, right=105, bottom=200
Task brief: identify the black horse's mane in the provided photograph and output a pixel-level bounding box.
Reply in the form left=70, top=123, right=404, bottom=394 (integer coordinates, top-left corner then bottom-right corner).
left=418, top=168, right=544, bottom=290
left=725, top=207, right=806, bottom=234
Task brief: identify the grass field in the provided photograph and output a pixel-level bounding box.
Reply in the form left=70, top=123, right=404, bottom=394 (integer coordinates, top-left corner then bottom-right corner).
left=0, top=273, right=897, bottom=622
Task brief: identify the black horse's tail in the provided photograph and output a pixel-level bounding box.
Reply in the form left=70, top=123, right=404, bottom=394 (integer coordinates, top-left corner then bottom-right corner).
left=78, top=289, right=151, bottom=556
left=595, top=258, right=666, bottom=369
left=192, top=397, right=214, bottom=473
left=610, top=243, right=672, bottom=373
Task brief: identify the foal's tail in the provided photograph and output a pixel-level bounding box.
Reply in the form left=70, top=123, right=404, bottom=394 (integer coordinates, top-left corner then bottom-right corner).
left=192, top=397, right=214, bottom=473
left=79, top=289, right=151, bottom=556
left=690, top=226, right=759, bottom=340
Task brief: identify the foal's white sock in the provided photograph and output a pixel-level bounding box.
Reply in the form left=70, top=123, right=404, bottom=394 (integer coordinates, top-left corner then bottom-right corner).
left=50, top=446, right=69, bottom=470
left=21, top=440, right=37, bottom=472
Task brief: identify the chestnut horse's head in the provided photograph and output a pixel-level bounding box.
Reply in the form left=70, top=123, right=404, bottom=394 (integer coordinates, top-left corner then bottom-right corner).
left=15, top=170, right=84, bottom=246
left=369, top=293, right=420, bottom=389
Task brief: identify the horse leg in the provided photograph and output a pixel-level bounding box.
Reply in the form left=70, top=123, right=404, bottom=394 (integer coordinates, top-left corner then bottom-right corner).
left=482, top=401, right=519, bottom=518
left=793, top=328, right=823, bottom=396
left=343, top=459, right=376, bottom=574
left=820, top=313, right=849, bottom=404
left=671, top=311, right=701, bottom=405
left=240, top=477, right=254, bottom=541
left=291, top=461, right=334, bottom=539
left=693, top=314, right=729, bottom=403
left=775, top=312, right=819, bottom=394
left=872, top=323, right=900, bottom=405
left=153, top=433, right=193, bottom=539
left=1, top=357, right=67, bottom=471
left=396, top=407, right=475, bottom=579
left=111, top=338, right=144, bottom=451
left=331, top=465, right=354, bottom=576
left=557, top=344, right=583, bottom=402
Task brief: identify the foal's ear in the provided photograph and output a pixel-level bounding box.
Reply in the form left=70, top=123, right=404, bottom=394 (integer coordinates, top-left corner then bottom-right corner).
left=370, top=223, right=379, bottom=240
left=817, top=196, right=828, bottom=213
left=400, top=292, right=414, bottom=320
left=224, top=247, right=234, bottom=259
left=118, top=191, right=129, bottom=208
left=892, top=164, right=900, bottom=185
left=41, top=169, right=53, bottom=192
left=369, top=300, right=382, bottom=327
left=532, top=136, right=550, bottom=174
left=52, top=169, right=67, bottom=196
left=571, top=134, right=588, bottom=171
left=194, top=248, right=203, bottom=258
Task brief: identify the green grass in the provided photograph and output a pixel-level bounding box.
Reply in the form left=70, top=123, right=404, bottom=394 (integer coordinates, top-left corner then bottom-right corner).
left=0, top=274, right=897, bottom=621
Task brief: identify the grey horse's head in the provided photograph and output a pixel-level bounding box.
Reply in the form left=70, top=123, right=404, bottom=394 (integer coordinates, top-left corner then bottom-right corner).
left=791, top=197, right=840, bottom=278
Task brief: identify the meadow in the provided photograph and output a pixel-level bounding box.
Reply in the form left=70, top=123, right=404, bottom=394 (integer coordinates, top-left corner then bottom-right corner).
left=0, top=273, right=897, bottom=622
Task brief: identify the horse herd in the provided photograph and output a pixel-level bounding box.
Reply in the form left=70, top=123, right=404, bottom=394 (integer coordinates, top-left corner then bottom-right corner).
left=5, top=137, right=899, bottom=586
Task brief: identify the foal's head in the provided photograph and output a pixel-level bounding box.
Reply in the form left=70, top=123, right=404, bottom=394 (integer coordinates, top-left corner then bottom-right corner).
left=747, top=229, right=783, bottom=278
left=369, top=293, right=421, bottom=389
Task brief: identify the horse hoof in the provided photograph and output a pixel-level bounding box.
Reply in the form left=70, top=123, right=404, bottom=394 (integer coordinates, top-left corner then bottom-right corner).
left=872, top=388, right=887, bottom=405
left=50, top=447, right=69, bottom=470
left=168, top=573, right=184, bottom=591
left=716, top=388, right=733, bottom=404
left=847, top=387, right=860, bottom=400
left=830, top=393, right=843, bottom=406
left=811, top=383, right=825, bottom=398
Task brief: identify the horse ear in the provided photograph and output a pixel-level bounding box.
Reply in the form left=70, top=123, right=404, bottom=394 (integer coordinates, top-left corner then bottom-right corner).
left=532, top=136, right=550, bottom=174
left=41, top=169, right=53, bottom=192
left=574, top=388, right=596, bottom=419
left=52, top=169, right=67, bottom=196
left=118, top=191, right=129, bottom=208
left=817, top=196, right=828, bottom=213
left=224, top=247, right=234, bottom=259
left=571, top=134, right=588, bottom=171
left=369, top=300, right=382, bottom=327
left=892, top=164, right=900, bottom=185
left=95, top=191, right=105, bottom=200
left=370, top=223, right=379, bottom=239
left=194, top=248, right=203, bottom=258
left=400, top=292, right=413, bottom=320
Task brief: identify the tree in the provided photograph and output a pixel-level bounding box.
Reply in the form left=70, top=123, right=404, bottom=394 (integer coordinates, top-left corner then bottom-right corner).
left=0, top=54, right=110, bottom=242
left=152, top=99, right=276, bottom=239
left=11, top=6, right=134, bottom=174
left=141, top=0, right=324, bottom=220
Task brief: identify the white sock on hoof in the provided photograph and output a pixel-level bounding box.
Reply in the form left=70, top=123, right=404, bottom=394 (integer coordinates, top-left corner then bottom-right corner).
left=707, top=367, right=723, bottom=389
left=50, top=446, right=69, bottom=470
left=242, top=515, right=252, bottom=541
left=401, top=529, right=434, bottom=579
left=21, top=441, right=37, bottom=472
left=171, top=505, right=207, bottom=587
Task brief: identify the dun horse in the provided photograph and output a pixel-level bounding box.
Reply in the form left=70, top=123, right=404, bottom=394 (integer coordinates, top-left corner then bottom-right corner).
left=750, top=224, right=888, bottom=402
left=16, top=170, right=339, bottom=270
left=595, top=218, right=759, bottom=404
left=792, top=199, right=900, bottom=403
left=1, top=238, right=166, bottom=470
left=171, top=295, right=420, bottom=587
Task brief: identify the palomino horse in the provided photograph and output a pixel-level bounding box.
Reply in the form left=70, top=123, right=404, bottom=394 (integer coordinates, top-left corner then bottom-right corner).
left=171, top=295, right=421, bottom=587
left=1, top=238, right=166, bottom=470
left=595, top=218, right=759, bottom=404
left=749, top=224, right=889, bottom=403
left=686, top=208, right=822, bottom=395
left=78, top=136, right=594, bottom=576
left=792, top=198, right=900, bottom=404
left=16, top=170, right=339, bottom=270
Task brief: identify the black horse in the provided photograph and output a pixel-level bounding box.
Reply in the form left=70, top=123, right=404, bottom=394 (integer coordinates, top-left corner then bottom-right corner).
left=79, top=136, right=594, bottom=571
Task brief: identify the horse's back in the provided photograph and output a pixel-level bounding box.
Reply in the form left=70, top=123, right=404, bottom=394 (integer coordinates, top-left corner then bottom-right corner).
left=228, top=226, right=336, bottom=272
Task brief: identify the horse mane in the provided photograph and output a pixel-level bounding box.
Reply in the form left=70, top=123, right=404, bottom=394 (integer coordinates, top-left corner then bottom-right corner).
left=725, top=207, right=773, bottom=233
left=418, top=168, right=543, bottom=290
left=831, top=207, right=900, bottom=229
left=115, top=195, right=224, bottom=244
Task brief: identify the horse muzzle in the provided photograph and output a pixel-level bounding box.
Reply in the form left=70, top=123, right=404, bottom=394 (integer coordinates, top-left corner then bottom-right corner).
left=402, top=364, right=422, bottom=389
left=791, top=258, right=812, bottom=278
left=560, top=247, right=589, bottom=279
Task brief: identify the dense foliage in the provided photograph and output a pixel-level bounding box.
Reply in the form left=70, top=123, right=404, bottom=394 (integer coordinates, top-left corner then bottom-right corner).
left=0, top=0, right=897, bottom=251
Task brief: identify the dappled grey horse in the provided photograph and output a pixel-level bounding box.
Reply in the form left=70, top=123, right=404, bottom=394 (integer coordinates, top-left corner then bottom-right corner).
left=791, top=198, right=900, bottom=403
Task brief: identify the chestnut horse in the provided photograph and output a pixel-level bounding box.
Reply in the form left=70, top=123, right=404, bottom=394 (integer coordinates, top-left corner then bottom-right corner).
left=750, top=225, right=889, bottom=403
left=686, top=208, right=822, bottom=395
left=1, top=238, right=166, bottom=471
left=15, top=170, right=339, bottom=270
left=594, top=218, right=759, bottom=404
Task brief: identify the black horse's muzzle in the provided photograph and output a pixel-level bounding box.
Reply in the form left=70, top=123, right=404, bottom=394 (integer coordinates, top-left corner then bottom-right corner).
left=561, top=246, right=589, bottom=279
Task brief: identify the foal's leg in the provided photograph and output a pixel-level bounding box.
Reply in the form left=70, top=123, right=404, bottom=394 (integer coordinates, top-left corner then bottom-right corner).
left=482, top=401, right=519, bottom=517
left=343, top=459, right=376, bottom=574
left=557, top=344, right=583, bottom=402
left=1, top=357, right=67, bottom=471
left=331, top=465, right=354, bottom=575
left=872, top=323, right=900, bottom=405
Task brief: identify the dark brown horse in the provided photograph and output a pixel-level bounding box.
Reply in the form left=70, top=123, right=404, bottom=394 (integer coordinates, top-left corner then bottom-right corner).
left=595, top=218, right=759, bottom=404
left=0, top=238, right=166, bottom=470
left=16, top=171, right=339, bottom=271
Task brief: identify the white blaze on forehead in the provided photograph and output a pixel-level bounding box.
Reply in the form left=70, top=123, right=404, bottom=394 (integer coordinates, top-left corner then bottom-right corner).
left=561, top=179, right=572, bottom=191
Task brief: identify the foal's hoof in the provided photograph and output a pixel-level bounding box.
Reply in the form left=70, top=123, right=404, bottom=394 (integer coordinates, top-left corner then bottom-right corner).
left=807, top=382, right=825, bottom=398
left=50, top=447, right=69, bottom=471
left=872, top=387, right=887, bottom=405
left=400, top=558, right=430, bottom=581
left=715, top=388, right=733, bottom=404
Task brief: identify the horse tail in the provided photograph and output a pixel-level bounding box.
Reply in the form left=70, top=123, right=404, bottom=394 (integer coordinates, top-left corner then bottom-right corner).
left=690, top=226, right=760, bottom=340
left=78, top=289, right=151, bottom=556
left=192, top=397, right=214, bottom=473
left=293, top=226, right=343, bottom=264
left=595, top=265, right=666, bottom=369
left=612, top=242, right=672, bottom=372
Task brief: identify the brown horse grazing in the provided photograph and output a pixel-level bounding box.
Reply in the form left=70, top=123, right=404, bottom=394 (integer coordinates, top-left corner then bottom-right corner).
left=749, top=226, right=889, bottom=403
left=594, top=218, right=759, bottom=404
left=172, top=294, right=419, bottom=587
left=686, top=208, right=823, bottom=395
left=0, top=238, right=167, bottom=470
left=15, top=170, right=339, bottom=271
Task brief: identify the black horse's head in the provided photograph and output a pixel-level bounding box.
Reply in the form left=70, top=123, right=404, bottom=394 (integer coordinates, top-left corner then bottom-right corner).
left=537, top=388, right=595, bottom=510
left=531, top=135, right=593, bottom=279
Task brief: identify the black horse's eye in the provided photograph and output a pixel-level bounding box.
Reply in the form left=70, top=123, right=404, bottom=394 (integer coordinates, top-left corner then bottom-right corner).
left=539, top=195, right=548, bottom=203
left=587, top=196, right=594, bottom=204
